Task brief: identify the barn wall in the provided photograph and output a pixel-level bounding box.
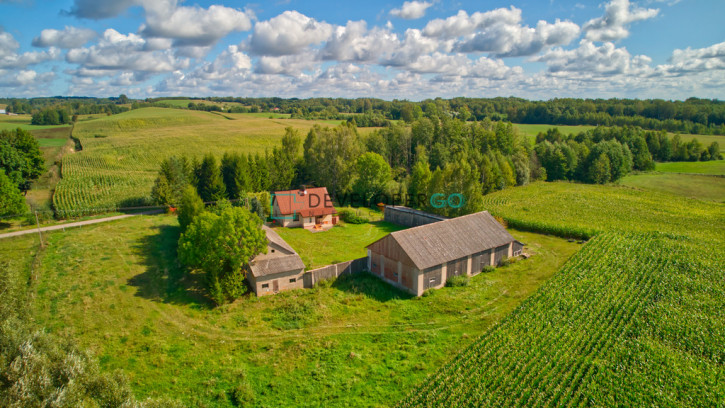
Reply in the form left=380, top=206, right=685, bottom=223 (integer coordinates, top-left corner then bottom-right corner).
left=368, top=251, right=419, bottom=295
left=253, top=268, right=305, bottom=296
left=513, top=241, right=525, bottom=256
left=494, top=244, right=510, bottom=265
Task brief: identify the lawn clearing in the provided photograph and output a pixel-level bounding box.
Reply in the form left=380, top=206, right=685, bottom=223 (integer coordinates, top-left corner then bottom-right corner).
left=274, top=220, right=405, bottom=269
left=655, top=159, right=725, bottom=175
left=514, top=124, right=597, bottom=142
left=620, top=172, right=725, bottom=202
left=0, top=213, right=578, bottom=407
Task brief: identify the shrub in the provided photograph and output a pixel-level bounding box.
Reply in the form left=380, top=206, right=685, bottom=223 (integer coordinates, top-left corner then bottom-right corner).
left=499, top=256, right=517, bottom=267
left=481, top=265, right=496, bottom=273
left=338, top=208, right=368, bottom=224
left=446, top=275, right=469, bottom=287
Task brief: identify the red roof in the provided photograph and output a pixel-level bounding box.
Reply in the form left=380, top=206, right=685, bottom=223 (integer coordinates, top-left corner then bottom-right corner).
left=274, top=187, right=337, bottom=217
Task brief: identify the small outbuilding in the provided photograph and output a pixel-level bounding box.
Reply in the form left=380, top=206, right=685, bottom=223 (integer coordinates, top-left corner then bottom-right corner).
left=366, top=211, right=524, bottom=296
left=247, top=226, right=306, bottom=296
left=272, top=187, right=337, bottom=230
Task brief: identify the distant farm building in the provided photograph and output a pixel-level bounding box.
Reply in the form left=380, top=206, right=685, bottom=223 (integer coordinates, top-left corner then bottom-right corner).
left=272, top=187, right=337, bottom=230
left=383, top=205, right=447, bottom=228
left=0, top=109, right=6, bottom=115
left=247, top=226, right=306, bottom=296
left=366, top=211, right=524, bottom=296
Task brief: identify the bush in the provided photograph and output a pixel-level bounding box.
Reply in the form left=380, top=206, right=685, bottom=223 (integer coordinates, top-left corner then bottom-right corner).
left=481, top=265, right=496, bottom=273
left=499, top=256, right=517, bottom=267
left=446, top=275, right=469, bottom=287
left=338, top=208, right=368, bottom=224
left=422, top=288, right=436, bottom=297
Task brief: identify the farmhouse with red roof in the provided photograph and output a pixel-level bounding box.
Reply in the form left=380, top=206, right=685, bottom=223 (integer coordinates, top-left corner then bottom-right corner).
left=272, top=187, right=337, bottom=230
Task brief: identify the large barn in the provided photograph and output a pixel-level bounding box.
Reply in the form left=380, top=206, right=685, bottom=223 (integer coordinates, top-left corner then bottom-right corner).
left=366, top=211, right=524, bottom=296
left=247, top=226, right=306, bottom=296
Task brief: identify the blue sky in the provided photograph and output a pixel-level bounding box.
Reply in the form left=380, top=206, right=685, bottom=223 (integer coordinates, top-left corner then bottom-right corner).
left=0, top=0, right=723, bottom=100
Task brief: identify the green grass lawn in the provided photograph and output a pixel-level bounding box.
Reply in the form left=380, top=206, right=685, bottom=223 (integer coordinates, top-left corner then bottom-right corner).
left=620, top=172, right=725, bottom=202
left=275, top=221, right=405, bottom=269
left=0, top=213, right=579, bottom=407
left=514, top=124, right=597, bottom=141
left=655, top=159, right=725, bottom=175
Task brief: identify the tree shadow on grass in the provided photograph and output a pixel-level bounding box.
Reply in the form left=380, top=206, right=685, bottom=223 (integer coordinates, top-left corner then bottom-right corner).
left=0, top=221, right=12, bottom=230
left=331, top=272, right=414, bottom=302
left=128, top=224, right=213, bottom=309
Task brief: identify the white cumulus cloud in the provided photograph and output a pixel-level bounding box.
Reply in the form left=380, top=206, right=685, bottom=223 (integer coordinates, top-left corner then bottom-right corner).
left=32, top=26, right=97, bottom=49
left=248, top=11, right=333, bottom=56
left=390, top=1, right=434, bottom=20
left=584, top=0, right=659, bottom=42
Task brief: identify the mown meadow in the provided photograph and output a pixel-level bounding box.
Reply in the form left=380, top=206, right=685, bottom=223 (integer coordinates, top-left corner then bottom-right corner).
left=1, top=214, right=578, bottom=407
left=401, top=181, right=724, bottom=407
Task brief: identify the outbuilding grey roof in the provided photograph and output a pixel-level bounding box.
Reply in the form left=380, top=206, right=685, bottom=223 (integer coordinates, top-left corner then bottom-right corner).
left=249, top=226, right=305, bottom=278
left=368, top=211, right=515, bottom=270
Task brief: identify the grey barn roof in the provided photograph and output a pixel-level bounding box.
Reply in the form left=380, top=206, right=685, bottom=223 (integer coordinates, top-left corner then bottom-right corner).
left=370, top=211, right=515, bottom=270
left=249, top=226, right=305, bottom=278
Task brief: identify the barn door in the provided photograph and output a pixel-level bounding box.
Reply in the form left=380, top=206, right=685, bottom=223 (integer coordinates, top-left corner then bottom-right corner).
left=273, top=279, right=279, bottom=292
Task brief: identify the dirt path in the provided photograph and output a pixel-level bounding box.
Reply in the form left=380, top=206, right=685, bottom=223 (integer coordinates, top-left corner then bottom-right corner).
left=0, top=211, right=163, bottom=240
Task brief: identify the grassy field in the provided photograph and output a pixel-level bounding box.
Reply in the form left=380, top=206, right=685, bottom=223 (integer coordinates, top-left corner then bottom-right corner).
left=0, top=114, right=72, bottom=132
left=655, top=159, right=725, bottom=175
left=0, top=214, right=579, bottom=407
left=674, top=133, right=725, bottom=151
left=53, top=107, right=373, bottom=216
left=620, top=172, right=725, bottom=202
left=404, top=182, right=724, bottom=407
left=513, top=124, right=597, bottom=141
left=482, top=181, right=723, bottom=240
left=275, top=220, right=405, bottom=269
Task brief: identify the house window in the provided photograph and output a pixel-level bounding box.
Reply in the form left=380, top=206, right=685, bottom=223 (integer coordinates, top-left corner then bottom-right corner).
left=394, top=272, right=399, bottom=277
left=289, top=278, right=296, bottom=283
left=262, top=283, right=269, bottom=289
left=294, top=213, right=300, bottom=221
left=514, top=250, right=522, bottom=256
left=429, top=278, right=436, bottom=284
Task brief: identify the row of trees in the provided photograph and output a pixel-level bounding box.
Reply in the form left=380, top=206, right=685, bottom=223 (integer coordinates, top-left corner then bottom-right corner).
left=2, top=97, right=129, bottom=116
left=155, top=116, right=720, bottom=220
left=141, top=96, right=725, bottom=135
left=534, top=127, right=721, bottom=184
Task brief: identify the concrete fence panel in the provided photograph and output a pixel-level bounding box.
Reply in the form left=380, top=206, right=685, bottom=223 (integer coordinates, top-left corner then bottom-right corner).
left=304, top=257, right=367, bottom=287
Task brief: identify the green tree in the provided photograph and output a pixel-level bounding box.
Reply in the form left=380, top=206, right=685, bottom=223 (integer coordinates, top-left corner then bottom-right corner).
left=303, top=123, right=361, bottom=196
left=177, top=185, right=205, bottom=232
left=178, top=206, right=267, bottom=305
left=352, top=152, right=392, bottom=204
left=707, top=142, right=722, bottom=160
left=269, top=128, right=300, bottom=190
left=195, top=154, right=226, bottom=202
left=0, top=169, right=25, bottom=217
left=408, top=149, right=432, bottom=208
left=151, top=156, right=191, bottom=206
left=588, top=153, right=611, bottom=184
left=0, top=128, right=45, bottom=191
